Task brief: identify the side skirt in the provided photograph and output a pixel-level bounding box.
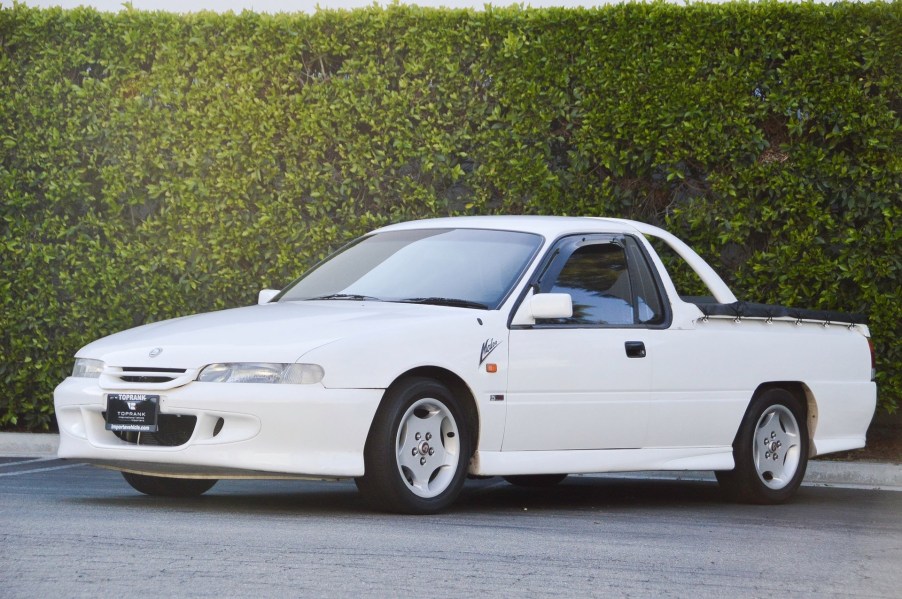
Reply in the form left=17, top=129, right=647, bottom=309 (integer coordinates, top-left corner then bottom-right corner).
left=470, top=447, right=735, bottom=476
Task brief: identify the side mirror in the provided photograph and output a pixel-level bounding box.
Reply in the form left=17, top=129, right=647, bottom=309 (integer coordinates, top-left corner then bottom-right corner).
left=257, top=289, right=279, bottom=305
left=511, top=293, right=573, bottom=325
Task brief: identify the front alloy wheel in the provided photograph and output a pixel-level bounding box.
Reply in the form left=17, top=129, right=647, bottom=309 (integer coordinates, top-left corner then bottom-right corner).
left=395, top=397, right=461, bottom=499
left=356, top=378, right=472, bottom=514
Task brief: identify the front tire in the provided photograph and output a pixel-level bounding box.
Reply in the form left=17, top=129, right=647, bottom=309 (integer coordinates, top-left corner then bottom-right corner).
left=355, top=378, right=472, bottom=514
left=121, top=472, right=217, bottom=497
left=716, top=388, right=808, bottom=504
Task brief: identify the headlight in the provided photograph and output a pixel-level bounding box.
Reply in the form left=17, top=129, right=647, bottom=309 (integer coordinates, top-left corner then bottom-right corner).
left=197, top=363, right=324, bottom=384
left=72, top=358, right=104, bottom=378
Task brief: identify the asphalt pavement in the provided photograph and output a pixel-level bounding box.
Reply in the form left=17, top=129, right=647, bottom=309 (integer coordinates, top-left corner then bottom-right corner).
left=2, top=459, right=900, bottom=598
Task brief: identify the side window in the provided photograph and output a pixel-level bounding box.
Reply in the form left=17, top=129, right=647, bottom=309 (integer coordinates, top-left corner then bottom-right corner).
left=538, top=237, right=666, bottom=327
left=547, top=243, right=635, bottom=325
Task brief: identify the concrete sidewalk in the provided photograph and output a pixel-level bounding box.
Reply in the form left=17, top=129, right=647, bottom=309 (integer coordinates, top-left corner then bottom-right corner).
left=2, top=432, right=900, bottom=490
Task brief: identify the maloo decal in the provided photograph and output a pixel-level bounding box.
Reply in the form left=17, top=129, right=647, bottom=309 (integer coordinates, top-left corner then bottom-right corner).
left=480, top=338, right=501, bottom=366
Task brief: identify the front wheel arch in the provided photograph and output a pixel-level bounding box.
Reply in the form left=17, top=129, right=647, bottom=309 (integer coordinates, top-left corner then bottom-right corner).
left=357, top=376, right=475, bottom=513
left=377, top=367, right=480, bottom=453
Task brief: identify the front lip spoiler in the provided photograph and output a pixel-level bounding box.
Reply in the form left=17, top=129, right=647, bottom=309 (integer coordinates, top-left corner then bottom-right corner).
left=76, top=459, right=345, bottom=481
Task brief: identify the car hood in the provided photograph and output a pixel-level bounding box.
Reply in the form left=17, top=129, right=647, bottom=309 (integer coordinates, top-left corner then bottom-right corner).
left=77, top=300, right=467, bottom=369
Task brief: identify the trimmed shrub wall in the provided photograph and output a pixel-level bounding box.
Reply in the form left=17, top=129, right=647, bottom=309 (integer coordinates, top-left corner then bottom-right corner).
left=1, top=2, right=899, bottom=429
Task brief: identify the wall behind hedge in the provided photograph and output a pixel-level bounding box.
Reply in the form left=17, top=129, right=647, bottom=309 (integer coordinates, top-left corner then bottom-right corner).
left=1, top=2, right=899, bottom=429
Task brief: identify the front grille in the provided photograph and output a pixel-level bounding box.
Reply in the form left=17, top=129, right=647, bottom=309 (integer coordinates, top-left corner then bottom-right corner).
left=103, top=413, right=197, bottom=447
left=117, top=367, right=187, bottom=384
left=119, top=375, right=173, bottom=383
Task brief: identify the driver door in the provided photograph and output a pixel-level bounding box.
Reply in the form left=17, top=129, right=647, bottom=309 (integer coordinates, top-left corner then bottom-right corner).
left=503, top=235, right=667, bottom=451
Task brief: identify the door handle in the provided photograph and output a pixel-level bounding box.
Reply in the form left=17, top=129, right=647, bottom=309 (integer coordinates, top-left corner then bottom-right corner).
left=625, top=341, right=646, bottom=358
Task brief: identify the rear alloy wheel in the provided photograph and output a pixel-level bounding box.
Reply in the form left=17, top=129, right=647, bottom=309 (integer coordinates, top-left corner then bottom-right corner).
left=716, top=388, right=808, bottom=504
left=121, top=471, right=217, bottom=497
left=503, top=474, right=568, bottom=488
left=356, top=378, right=472, bottom=514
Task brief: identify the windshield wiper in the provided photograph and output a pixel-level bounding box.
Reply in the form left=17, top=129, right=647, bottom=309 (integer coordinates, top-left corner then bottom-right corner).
left=397, top=297, right=489, bottom=310
left=305, top=294, right=382, bottom=302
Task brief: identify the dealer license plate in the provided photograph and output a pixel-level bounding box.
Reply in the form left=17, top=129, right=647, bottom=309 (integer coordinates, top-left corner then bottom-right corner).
left=106, top=393, right=160, bottom=432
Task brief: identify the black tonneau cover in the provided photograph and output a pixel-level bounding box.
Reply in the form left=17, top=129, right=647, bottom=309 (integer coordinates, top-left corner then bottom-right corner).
left=687, top=299, right=867, bottom=325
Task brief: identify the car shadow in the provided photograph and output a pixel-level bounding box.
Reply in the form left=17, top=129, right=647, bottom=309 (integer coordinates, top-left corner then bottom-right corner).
left=68, top=478, right=367, bottom=516
left=66, top=475, right=742, bottom=517
left=456, top=475, right=732, bottom=512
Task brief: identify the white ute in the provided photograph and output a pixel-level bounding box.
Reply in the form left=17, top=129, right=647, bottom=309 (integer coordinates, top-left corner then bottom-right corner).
left=55, top=216, right=877, bottom=513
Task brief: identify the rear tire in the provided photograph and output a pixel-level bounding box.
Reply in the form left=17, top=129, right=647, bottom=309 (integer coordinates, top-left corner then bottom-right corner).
left=121, top=471, right=217, bottom=497
left=355, top=377, right=472, bottom=514
left=717, top=388, right=808, bottom=504
left=503, top=474, right=568, bottom=488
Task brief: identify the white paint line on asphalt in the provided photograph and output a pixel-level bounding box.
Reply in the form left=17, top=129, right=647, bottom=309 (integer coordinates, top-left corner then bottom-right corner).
left=0, top=457, right=58, bottom=468
left=0, top=463, right=84, bottom=477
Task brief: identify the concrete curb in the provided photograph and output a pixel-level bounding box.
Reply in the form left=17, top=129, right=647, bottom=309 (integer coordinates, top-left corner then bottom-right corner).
left=2, top=432, right=900, bottom=489
left=0, top=432, right=60, bottom=457
left=805, top=460, right=902, bottom=488
left=579, top=460, right=902, bottom=491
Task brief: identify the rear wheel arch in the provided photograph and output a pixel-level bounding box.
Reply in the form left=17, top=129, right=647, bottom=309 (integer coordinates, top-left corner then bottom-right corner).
left=718, top=384, right=811, bottom=504
left=750, top=381, right=818, bottom=456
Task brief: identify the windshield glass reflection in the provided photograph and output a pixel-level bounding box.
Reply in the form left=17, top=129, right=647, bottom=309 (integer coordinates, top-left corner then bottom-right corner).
left=279, top=228, right=543, bottom=310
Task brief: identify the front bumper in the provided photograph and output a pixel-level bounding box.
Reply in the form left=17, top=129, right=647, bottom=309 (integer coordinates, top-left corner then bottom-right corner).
left=54, top=377, right=383, bottom=478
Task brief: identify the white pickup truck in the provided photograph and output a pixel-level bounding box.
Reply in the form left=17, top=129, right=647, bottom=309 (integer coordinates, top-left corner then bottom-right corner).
left=55, top=216, right=876, bottom=513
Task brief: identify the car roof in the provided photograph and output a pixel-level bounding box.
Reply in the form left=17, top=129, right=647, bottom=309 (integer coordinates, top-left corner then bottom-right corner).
left=374, top=215, right=643, bottom=238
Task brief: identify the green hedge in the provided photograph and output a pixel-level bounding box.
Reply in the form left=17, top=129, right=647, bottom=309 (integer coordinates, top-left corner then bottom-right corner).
left=1, top=1, right=899, bottom=429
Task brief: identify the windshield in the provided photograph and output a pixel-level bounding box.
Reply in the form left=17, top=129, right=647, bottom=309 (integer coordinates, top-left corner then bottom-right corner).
left=278, top=228, right=543, bottom=309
